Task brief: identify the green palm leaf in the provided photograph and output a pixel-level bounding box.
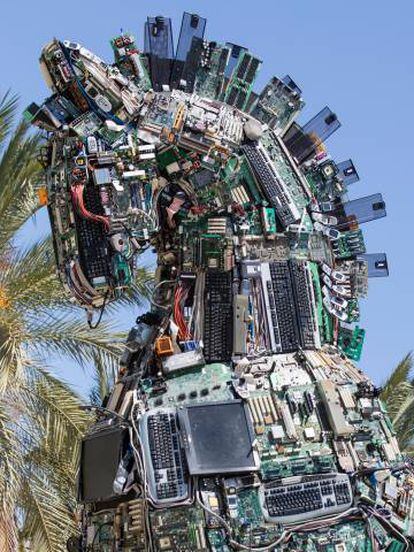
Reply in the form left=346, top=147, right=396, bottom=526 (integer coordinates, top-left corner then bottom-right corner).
left=23, top=310, right=124, bottom=368
left=380, top=352, right=413, bottom=405
left=0, top=181, right=41, bottom=254
left=0, top=91, right=19, bottom=147
left=0, top=123, right=42, bottom=252
left=0, top=95, right=149, bottom=549
left=20, top=475, right=77, bottom=551
left=380, top=352, right=414, bottom=454
left=0, top=238, right=62, bottom=309
left=89, top=351, right=113, bottom=406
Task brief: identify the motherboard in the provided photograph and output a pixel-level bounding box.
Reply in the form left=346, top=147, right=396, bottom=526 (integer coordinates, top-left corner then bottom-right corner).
left=28, top=12, right=414, bottom=552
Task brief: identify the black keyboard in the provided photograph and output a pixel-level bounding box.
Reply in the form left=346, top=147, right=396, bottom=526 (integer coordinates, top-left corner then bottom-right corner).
left=139, top=409, right=188, bottom=505
left=261, top=473, right=353, bottom=523
left=203, top=271, right=233, bottom=362
left=241, top=143, right=299, bottom=227
left=289, top=261, right=320, bottom=349
left=262, top=261, right=320, bottom=353
left=74, top=184, right=109, bottom=282
left=267, top=261, right=299, bottom=353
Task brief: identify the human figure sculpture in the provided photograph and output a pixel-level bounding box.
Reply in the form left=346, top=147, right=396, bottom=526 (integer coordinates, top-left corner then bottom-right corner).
left=27, top=13, right=413, bottom=552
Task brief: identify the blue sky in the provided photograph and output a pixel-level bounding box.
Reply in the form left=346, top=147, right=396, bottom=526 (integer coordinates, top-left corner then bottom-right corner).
left=1, top=0, right=413, bottom=390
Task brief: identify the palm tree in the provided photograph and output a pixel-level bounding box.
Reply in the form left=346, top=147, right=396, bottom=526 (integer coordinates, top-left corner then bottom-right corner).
left=380, top=352, right=414, bottom=454
left=0, top=91, right=150, bottom=550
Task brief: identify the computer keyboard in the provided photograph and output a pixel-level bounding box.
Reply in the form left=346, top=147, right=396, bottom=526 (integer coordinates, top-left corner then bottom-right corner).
left=289, top=261, right=321, bottom=349
left=139, top=409, right=189, bottom=505
left=261, top=473, right=353, bottom=523
left=269, top=261, right=300, bottom=352
left=260, top=261, right=320, bottom=353
left=241, top=143, right=300, bottom=227
left=261, top=261, right=299, bottom=353
left=204, top=271, right=233, bottom=362
left=74, top=185, right=109, bottom=282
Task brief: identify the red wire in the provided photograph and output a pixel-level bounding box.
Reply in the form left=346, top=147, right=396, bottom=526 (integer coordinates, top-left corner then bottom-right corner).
left=71, top=183, right=110, bottom=230
left=174, top=288, right=185, bottom=338
left=174, top=286, right=191, bottom=340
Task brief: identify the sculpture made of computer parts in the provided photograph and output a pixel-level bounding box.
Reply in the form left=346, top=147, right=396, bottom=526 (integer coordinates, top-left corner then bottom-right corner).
left=28, top=12, right=414, bottom=552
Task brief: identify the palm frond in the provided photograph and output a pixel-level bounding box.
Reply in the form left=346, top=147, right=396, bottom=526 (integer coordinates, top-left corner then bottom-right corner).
left=0, top=313, right=26, bottom=393
left=0, top=91, right=19, bottom=148
left=22, top=366, right=90, bottom=439
left=20, top=474, right=77, bottom=552
left=89, top=352, right=113, bottom=406
left=380, top=352, right=413, bottom=405
left=0, top=399, right=22, bottom=550
left=0, top=399, right=22, bottom=500
left=379, top=353, right=414, bottom=453
left=392, top=394, right=414, bottom=452
left=0, top=361, right=88, bottom=551
left=0, top=510, right=18, bottom=552
left=22, top=367, right=90, bottom=504
left=0, top=180, right=41, bottom=252
left=23, top=310, right=124, bottom=370
left=0, top=121, right=41, bottom=207
left=0, top=119, right=43, bottom=250
left=1, top=238, right=63, bottom=309
left=382, top=381, right=414, bottom=421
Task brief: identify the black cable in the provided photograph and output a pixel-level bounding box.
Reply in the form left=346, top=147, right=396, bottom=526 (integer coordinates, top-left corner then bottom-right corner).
left=88, top=290, right=109, bottom=329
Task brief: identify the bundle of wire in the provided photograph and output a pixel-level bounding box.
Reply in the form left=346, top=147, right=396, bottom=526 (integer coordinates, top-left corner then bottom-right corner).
left=70, top=182, right=110, bottom=230
left=173, top=284, right=192, bottom=341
